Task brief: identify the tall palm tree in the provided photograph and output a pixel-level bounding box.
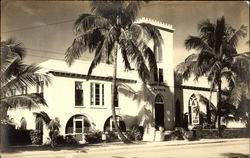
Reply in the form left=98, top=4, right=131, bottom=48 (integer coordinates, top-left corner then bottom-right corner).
left=175, top=16, right=248, bottom=136
left=65, top=1, right=163, bottom=143
left=0, top=38, right=49, bottom=121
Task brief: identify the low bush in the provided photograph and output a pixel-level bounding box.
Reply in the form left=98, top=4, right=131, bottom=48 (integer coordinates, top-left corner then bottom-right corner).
left=169, top=130, right=184, bottom=140
left=105, top=131, right=119, bottom=142
left=30, top=130, right=42, bottom=145
left=85, top=131, right=102, bottom=143
left=125, top=126, right=143, bottom=141
left=1, top=123, right=33, bottom=145
left=55, top=135, right=79, bottom=145
left=64, top=135, right=79, bottom=145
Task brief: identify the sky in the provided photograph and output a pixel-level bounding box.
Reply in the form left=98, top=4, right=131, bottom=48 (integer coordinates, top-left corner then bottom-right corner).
left=1, top=1, right=249, bottom=67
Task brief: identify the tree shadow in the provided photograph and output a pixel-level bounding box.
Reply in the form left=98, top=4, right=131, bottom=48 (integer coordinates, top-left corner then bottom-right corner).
left=221, top=152, right=249, bottom=158
left=1, top=143, right=93, bottom=153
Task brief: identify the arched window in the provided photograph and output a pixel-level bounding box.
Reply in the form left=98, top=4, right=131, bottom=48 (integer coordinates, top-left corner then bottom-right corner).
left=20, top=117, right=27, bottom=130
left=35, top=117, right=44, bottom=133
left=188, top=94, right=199, bottom=125
left=104, top=116, right=126, bottom=132
left=155, top=94, right=164, bottom=104
left=65, top=115, right=91, bottom=134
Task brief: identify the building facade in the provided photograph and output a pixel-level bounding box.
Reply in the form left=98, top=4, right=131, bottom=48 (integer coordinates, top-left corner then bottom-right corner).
left=7, top=18, right=176, bottom=143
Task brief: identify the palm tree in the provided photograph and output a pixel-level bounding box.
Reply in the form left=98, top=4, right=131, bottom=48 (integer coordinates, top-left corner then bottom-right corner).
left=33, top=111, right=61, bottom=147
left=65, top=1, right=163, bottom=143
left=175, top=16, right=248, bottom=136
left=0, top=38, right=49, bottom=121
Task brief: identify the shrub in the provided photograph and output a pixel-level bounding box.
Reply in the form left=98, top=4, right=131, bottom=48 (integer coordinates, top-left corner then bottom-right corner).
left=182, top=130, right=196, bottom=141
left=169, top=130, right=184, bottom=140
left=125, top=126, right=143, bottom=141
left=64, top=135, right=79, bottom=145
left=30, top=130, right=42, bottom=145
left=53, top=135, right=79, bottom=145
left=105, top=131, right=119, bottom=142
left=85, top=131, right=102, bottom=143
left=1, top=123, right=32, bottom=145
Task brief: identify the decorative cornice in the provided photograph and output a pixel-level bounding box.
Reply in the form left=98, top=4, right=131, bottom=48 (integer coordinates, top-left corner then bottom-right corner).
left=136, top=17, right=174, bottom=33
left=175, top=84, right=217, bottom=92
left=48, top=71, right=137, bottom=83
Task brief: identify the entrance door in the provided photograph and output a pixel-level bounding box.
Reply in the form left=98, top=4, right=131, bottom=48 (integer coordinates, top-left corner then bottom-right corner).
left=73, top=117, right=84, bottom=141
left=175, top=100, right=182, bottom=127
left=155, top=94, right=164, bottom=129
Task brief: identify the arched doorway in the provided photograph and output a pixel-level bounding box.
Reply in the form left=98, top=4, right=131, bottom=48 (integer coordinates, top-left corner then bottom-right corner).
left=20, top=117, right=27, bottom=130
left=175, top=100, right=182, bottom=127
left=103, top=116, right=126, bottom=132
left=155, top=94, right=164, bottom=129
left=65, top=115, right=91, bottom=142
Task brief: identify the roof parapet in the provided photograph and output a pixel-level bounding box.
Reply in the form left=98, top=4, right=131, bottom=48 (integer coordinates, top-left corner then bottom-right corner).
left=136, top=17, right=174, bottom=31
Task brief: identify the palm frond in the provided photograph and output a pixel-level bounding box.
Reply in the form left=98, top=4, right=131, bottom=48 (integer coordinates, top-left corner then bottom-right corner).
left=198, top=94, right=216, bottom=112
left=197, top=50, right=215, bottom=66
left=121, top=48, right=132, bottom=71
left=86, top=40, right=104, bottom=79
left=221, top=68, right=236, bottom=89
left=0, top=52, right=20, bottom=77
left=231, top=52, right=250, bottom=83
left=1, top=93, right=47, bottom=109
left=122, top=1, right=142, bottom=26
left=86, top=27, right=118, bottom=78
left=1, top=64, right=50, bottom=93
left=120, top=38, right=150, bottom=83
left=229, top=25, right=247, bottom=48
left=229, top=84, right=243, bottom=108
left=185, top=36, right=212, bottom=52
left=65, top=28, right=106, bottom=66
left=73, top=14, right=111, bottom=35
left=1, top=38, right=26, bottom=59
left=91, top=1, right=142, bottom=28
left=198, top=19, right=215, bottom=32
left=137, top=23, right=163, bottom=50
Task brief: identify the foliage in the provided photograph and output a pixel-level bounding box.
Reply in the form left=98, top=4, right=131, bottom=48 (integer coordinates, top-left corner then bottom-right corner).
left=125, top=126, right=144, bottom=141
left=85, top=131, right=102, bottom=143
left=65, top=1, right=162, bottom=83
left=64, top=135, right=79, bottom=145
left=0, top=38, right=50, bottom=120
left=55, top=135, right=79, bottom=145
left=65, top=1, right=163, bottom=143
left=105, top=131, right=120, bottom=142
left=1, top=123, right=33, bottom=146
left=33, top=111, right=61, bottom=146
left=30, top=130, right=42, bottom=145
left=175, top=16, right=248, bottom=135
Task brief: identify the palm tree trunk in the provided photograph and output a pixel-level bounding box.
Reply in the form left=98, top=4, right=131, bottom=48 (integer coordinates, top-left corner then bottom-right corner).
left=111, top=41, right=131, bottom=144
left=207, top=92, right=212, bottom=124
left=217, top=79, right=222, bottom=137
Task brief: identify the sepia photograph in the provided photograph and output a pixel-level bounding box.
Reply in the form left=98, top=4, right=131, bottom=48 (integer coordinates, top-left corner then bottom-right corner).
left=1, top=1, right=249, bottom=158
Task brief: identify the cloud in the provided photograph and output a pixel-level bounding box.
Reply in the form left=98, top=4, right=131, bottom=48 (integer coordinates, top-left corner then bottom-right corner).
left=12, top=2, right=35, bottom=15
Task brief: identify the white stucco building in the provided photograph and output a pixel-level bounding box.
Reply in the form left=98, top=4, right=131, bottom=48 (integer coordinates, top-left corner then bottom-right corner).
left=8, top=17, right=243, bottom=144
left=8, top=18, right=177, bottom=143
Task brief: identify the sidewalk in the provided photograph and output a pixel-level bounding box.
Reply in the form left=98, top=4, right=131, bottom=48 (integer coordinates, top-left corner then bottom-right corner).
left=2, top=138, right=248, bottom=156
left=86, top=138, right=248, bottom=152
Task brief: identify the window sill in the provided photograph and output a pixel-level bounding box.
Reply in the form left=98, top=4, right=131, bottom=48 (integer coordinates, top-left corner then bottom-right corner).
left=89, top=106, right=108, bottom=109
left=74, top=106, right=86, bottom=108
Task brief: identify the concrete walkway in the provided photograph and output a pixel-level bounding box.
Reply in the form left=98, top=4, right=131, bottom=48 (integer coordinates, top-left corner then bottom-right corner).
left=2, top=138, right=248, bottom=156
